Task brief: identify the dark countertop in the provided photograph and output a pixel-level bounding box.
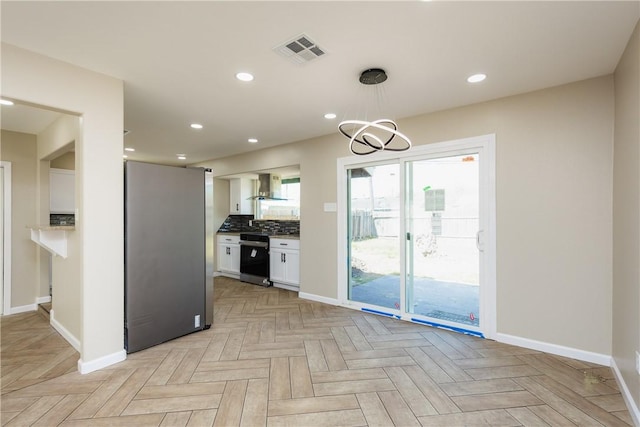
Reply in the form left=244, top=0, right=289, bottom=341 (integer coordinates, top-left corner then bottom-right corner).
left=216, top=231, right=299, bottom=239
left=269, top=234, right=300, bottom=240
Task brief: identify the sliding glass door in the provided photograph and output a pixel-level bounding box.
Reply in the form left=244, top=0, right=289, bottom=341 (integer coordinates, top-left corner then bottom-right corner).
left=342, top=135, right=494, bottom=337
left=405, top=153, right=480, bottom=328
left=347, top=163, right=401, bottom=311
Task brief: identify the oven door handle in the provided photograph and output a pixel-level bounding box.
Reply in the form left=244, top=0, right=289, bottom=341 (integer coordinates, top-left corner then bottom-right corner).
left=239, top=241, right=269, bottom=249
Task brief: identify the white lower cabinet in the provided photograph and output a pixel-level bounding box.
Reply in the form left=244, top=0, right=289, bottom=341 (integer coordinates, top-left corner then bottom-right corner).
left=217, top=235, right=240, bottom=275
left=269, top=238, right=300, bottom=290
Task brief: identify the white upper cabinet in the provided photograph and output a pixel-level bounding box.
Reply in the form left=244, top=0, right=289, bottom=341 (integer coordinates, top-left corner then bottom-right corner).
left=229, top=178, right=254, bottom=214
left=50, top=168, right=75, bottom=214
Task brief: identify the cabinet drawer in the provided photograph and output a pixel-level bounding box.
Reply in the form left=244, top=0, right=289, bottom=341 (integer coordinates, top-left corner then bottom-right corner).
left=270, top=238, right=299, bottom=250
left=217, top=234, right=240, bottom=245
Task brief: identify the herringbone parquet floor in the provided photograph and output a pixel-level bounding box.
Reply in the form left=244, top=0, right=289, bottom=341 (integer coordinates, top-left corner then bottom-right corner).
left=1, top=277, right=633, bottom=426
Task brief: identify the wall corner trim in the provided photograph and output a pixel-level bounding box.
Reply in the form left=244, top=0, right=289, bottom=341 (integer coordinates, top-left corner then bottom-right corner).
left=496, top=332, right=611, bottom=366
left=611, top=357, right=640, bottom=426
left=78, top=349, right=127, bottom=375
left=50, top=309, right=80, bottom=352
left=298, top=292, right=339, bottom=306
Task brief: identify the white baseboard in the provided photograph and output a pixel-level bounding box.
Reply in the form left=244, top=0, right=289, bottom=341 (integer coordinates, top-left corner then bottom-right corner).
left=496, top=333, right=611, bottom=366
left=36, top=296, right=51, bottom=304
left=611, top=358, right=640, bottom=426
left=10, top=303, right=37, bottom=314
left=51, top=310, right=126, bottom=374
left=298, top=292, right=339, bottom=306
left=78, top=349, right=126, bottom=375
left=5, top=297, right=52, bottom=315
left=274, top=283, right=300, bottom=292
left=50, top=310, right=81, bottom=352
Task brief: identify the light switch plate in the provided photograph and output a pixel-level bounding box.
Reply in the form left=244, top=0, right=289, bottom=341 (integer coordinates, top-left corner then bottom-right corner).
left=323, top=202, right=337, bottom=212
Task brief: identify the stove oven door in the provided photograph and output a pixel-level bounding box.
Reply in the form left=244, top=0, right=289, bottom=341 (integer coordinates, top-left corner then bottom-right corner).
left=239, top=241, right=270, bottom=284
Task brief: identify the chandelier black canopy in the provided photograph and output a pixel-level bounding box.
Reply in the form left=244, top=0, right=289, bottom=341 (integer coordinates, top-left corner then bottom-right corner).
left=338, top=68, right=412, bottom=156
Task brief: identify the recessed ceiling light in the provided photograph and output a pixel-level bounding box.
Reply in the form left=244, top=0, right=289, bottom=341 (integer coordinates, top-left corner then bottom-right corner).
left=124, top=147, right=135, bottom=152
left=248, top=138, right=258, bottom=143
left=178, top=156, right=186, bottom=160
left=123, top=154, right=128, bottom=159
left=236, top=72, right=254, bottom=82
left=190, top=123, right=203, bottom=129
left=324, top=113, right=337, bottom=119
left=0, top=99, right=14, bottom=106
left=467, top=73, right=487, bottom=83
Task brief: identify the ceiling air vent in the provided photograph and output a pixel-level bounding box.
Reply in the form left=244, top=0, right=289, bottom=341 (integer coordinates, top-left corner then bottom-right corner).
left=274, top=34, right=326, bottom=64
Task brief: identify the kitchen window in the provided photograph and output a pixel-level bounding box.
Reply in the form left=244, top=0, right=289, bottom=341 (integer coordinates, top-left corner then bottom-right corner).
left=257, top=178, right=300, bottom=220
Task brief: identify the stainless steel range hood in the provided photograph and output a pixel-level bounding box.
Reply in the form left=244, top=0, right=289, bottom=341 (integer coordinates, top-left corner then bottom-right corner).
left=250, top=174, right=286, bottom=200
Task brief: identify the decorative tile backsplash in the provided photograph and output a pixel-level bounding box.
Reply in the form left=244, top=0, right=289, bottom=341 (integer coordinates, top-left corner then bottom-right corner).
left=217, top=214, right=299, bottom=235
left=253, top=220, right=300, bottom=235
left=50, top=214, right=75, bottom=226
left=218, top=215, right=255, bottom=232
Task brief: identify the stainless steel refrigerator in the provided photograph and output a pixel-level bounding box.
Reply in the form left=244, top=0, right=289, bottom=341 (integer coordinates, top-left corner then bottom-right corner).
left=125, top=161, right=212, bottom=353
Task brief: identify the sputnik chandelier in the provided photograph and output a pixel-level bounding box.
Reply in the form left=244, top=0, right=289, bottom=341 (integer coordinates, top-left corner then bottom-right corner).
left=338, top=68, right=412, bottom=156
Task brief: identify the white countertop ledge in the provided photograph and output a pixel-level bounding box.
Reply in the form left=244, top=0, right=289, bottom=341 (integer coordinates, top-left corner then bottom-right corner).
left=28, top=225, right=76, bottom=231
left=28, top=225, right=75, bottom=258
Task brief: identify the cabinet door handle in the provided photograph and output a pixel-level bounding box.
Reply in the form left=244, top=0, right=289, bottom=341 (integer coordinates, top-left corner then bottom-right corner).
left=280, top=243, right=288, bottom=246
left=281, top=253, right=284, bottom=262
left=236, top=203, right=239, bottom=211
left=283, top=253, right=286, bottom=263
left=227, top=247, right=230, bottom=255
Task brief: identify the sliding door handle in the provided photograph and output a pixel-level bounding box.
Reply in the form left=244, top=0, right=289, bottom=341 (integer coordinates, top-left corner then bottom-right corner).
left=476, top=230, right=484, bottom=252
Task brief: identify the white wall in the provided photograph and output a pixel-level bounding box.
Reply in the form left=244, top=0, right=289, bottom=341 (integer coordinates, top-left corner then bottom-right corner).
left=0, top=130, right=38, bottom=309
left=212, top=178, right=230, bottom=272
left=199, top=76, right=615, bottom=358
left=613, top=19, right=640, bottom=420
left=50, top=152, right=75, bottom=170
left=37, top=114, right=82, bottom=345
left=2, top=43, right=125, bottom=372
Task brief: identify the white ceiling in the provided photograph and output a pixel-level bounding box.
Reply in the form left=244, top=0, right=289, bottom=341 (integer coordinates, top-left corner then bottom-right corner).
left=1, top=103, right=63, bottom=135
left=1, top=1, right=638, bottom=165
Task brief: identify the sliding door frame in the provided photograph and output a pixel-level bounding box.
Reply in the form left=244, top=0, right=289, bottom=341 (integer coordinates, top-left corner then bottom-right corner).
left=337, top=134, right=496, bottom=339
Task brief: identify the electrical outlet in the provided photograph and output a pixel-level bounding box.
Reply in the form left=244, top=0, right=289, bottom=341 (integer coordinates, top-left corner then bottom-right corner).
left=636, top=351, right=640, bottom=375
left=195, top=314, right=201, bottom=328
